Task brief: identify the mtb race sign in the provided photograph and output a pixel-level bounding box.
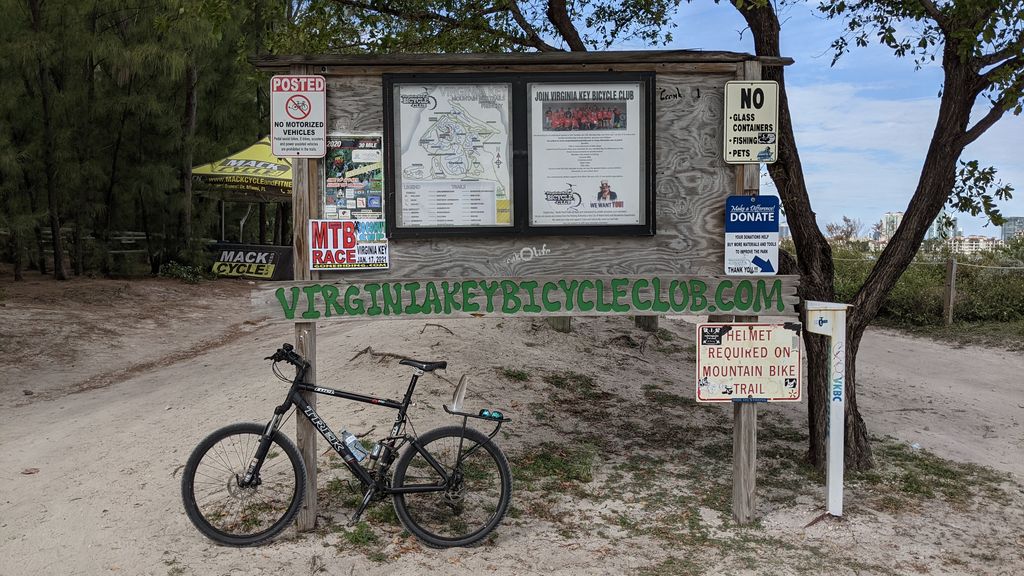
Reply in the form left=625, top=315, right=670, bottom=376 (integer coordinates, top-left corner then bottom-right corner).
left=308, top=219, right=389, bottom=271
left=695, top=323, right=802, bottom=402
left=271, top=75, right=326, bottom=157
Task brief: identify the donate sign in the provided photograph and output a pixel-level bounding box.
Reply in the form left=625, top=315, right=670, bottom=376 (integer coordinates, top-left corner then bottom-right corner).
left=724, top=195, right=779, bottom=276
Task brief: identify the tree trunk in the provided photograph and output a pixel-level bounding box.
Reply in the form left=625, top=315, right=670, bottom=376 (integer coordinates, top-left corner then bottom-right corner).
left=181, top=61, right=198, bottom=253
left=28, top=0, right=67, bottom=280
left=11, top=230, right=25, bottom=281
left=72, top=214, right=84, bottom=276
left=838, top=50, right=977, bottom=468
left=273, top=203, right=282, bottom=245
left=733, top=1, right=845, bottom=470
left=259, top=202, right=267, bottom=244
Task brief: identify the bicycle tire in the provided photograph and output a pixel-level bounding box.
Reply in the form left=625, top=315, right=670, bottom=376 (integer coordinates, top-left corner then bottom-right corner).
left=391, top=425, right=512, bottom=548
left=181, top=422, right=306, bottom=546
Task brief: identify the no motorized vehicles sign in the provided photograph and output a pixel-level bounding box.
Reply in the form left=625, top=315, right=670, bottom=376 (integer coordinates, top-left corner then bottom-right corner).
left=271, top=75, right=326, bottom=157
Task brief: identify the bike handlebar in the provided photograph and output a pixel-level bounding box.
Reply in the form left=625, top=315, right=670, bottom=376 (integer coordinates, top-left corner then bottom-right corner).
left=265, top=343, right=308, bottom=369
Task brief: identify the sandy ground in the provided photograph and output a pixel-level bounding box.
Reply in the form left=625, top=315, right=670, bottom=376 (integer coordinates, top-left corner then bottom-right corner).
left=0, top=276, right=1022, bottom=576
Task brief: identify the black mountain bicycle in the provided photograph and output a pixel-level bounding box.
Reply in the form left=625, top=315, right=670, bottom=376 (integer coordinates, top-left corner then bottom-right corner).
left=180, top=343, right=512, bottom=548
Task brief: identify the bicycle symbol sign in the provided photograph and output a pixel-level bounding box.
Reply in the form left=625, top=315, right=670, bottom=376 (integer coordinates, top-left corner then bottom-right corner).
left=270, top=74, right=326, bottom=157
left=285, top=95, right=311, bottom=120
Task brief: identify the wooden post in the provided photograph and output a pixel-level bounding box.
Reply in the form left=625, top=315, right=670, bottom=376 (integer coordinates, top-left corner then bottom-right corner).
left=730, top=61, right=763, bottom=525
left=634, top=315, right=658, bottom=332
left=546, top=317, right=571, bottom=333
left=291, top=63, right=320, bottom=532
left=943, top=258, right=957, bottom=325
left=732, top=401, right=757, bottom=523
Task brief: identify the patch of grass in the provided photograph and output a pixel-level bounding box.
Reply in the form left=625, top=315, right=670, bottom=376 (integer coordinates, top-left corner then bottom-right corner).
left=498, top=366, right=530, bottom=381
left=366, top=551, right=389, bottom=563
left=321, top=478, right=364, bottom=509
left=366, top=502, right=400, bottom=526
left=512, top=442, right=598, bottom=485
left=637, top=556, right=703, bottom=576
left=341, top=521, right=378, bottom=546
left=656, top=327, right=675, bottom=341
left=884, top=319, right=1024, bottom=351
left=849, top=438, right=1011, bottom=511
left=543, top=371, right=596, bottom=394
left=642, top=385, right=696, bottom=408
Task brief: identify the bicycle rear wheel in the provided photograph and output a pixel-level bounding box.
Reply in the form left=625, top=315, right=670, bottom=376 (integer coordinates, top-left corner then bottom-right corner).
left=391, top=425, right=512, bottom=547
left=181, top=422, right=306, bottom=546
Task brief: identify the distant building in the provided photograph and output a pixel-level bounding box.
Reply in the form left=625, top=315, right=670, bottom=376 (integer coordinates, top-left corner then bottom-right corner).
left=949, top=235, right=1002, bottom=255
left=926, top=212, right=958, bottom=240
left=875, top=211, right=903, bottom=242
left=1002, top=217, right=1024, bottom=242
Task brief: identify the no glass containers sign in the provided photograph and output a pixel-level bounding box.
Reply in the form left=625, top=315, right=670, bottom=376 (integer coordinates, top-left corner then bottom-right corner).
left=723, top=81, right=779, bottom=164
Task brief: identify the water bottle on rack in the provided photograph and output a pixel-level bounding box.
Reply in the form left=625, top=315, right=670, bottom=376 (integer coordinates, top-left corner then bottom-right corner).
left=340, top=430, right=369, bottom=462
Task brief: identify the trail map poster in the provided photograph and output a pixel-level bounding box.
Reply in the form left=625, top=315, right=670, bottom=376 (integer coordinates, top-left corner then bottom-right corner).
left=323, top=135, right=384, bottom=221
left=394, top=83, right=512, bottom=228
left=529, top=82, right=644, bottom=226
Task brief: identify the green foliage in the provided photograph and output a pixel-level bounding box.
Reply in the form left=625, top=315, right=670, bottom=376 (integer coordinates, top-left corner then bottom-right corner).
left=833, top=249, right=1024, bottom=325
left=0, top=0, right=274, bottom=277
left=325, top=0, right=682, bottom=53
left=513, top=442, right=598, bottom=485
left=159, top=260, right=209, bottom=284
left=341, top=522, right=378, bottom=546
left=950, top=160, right=1013, bottom=226
left=498, top=367, right=531, bottom=382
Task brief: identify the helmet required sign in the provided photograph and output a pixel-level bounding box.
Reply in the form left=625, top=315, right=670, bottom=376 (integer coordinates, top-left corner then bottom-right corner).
left=271, top=75, right=327, bottom=157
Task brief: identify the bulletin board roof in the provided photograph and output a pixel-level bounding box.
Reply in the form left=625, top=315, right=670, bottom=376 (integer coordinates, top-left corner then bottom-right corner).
left=251, top=50, right=794, bottom=74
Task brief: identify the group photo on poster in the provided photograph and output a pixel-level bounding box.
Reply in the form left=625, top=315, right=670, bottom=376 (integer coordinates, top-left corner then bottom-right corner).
left=323, top=135, right=384, bottom=221
left=529, top=82, right=644, bottom=226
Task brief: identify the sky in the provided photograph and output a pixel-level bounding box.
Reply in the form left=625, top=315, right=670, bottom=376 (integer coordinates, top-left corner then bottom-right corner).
left=621, top=1, right=1024, bottom=237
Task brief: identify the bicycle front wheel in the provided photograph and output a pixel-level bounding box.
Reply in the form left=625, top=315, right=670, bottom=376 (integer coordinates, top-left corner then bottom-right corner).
left=181, top=422, right=306, bottom=546
left=392, top=425, right=512, bottom=547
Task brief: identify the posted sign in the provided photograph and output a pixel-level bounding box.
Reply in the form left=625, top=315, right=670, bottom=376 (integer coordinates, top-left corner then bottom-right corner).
left=725, top=195, right=779, bottom=275
left=695, top=323, right=802, bottom=402
left=271, top=75, right=327, bottom=157
left=723, top=81, right=778, bottom=164
left=308, top=219, right=389, bottom=270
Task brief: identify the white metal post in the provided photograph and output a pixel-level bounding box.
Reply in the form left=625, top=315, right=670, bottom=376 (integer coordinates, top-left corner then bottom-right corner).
left=804, top=301, right=850, bottom=517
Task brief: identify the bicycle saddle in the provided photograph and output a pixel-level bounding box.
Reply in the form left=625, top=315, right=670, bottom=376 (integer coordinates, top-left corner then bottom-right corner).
left=399, top=359, right=448, bottom=372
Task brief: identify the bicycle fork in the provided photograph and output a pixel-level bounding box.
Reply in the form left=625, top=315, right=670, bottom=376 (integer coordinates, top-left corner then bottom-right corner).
left=240, top=408, right=288, bottom=487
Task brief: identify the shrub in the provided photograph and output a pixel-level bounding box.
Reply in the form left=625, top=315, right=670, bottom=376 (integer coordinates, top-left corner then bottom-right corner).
left=158, top=260, right=208, bottom=284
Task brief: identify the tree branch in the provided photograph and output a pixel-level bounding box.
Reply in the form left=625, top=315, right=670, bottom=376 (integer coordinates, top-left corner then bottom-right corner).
left=331, top=0, right=538, bottom=51
left=977, top=38, right=1024, bottom=67
left=545, top=0, right=586, bottom=51
left=979, top=54, right=1021, bottom=84
left=960, top=88, right=1018, bottom=148
left=508, top=0, right=561, bottom=52
left=915, top=0, right=948, bottom=33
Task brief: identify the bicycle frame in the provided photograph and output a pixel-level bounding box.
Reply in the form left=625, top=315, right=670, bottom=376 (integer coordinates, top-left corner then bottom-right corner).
left=243, top=363, right=458, bottom=497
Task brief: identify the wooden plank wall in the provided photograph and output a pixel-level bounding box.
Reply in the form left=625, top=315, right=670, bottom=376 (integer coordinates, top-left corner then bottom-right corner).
left=318, top=69, right=739, bottom=280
